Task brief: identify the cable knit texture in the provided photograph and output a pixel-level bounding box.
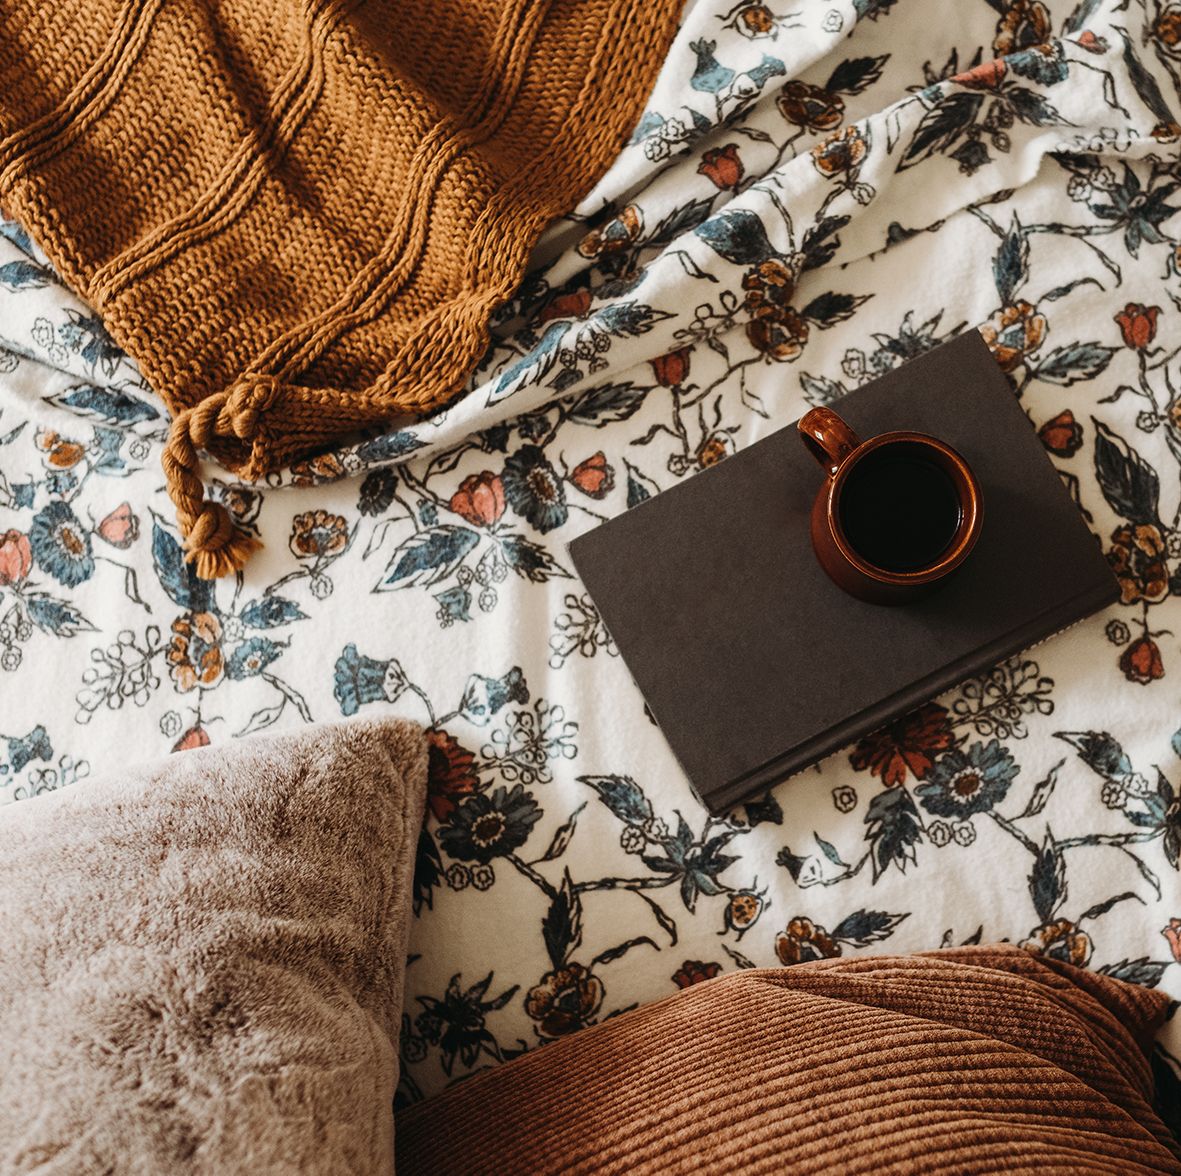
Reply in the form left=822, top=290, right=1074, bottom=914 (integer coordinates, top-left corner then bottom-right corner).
left=0, top=0, right=681, bottom=576
left=0, top=717, right=428, bottom=1175
left=397, top=946, right=1181, bottom=1175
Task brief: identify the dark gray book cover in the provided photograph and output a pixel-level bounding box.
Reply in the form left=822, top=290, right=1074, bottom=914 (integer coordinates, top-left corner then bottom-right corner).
left=568, top=330, right=1120, bottom=813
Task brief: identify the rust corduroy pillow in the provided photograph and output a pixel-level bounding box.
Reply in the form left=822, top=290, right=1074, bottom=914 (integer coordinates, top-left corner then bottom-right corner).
left=396, top=946, right=1181, bottom=1175
left=0, top=0, right=682, bottom=576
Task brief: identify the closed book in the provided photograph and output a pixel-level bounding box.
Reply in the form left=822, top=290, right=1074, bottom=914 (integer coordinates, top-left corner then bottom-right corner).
left=569, top=330, right=1120, bottom=813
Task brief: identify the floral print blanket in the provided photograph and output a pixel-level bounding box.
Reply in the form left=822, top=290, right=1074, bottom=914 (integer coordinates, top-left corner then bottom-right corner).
left=2, top=0, right=1181, bottom=1103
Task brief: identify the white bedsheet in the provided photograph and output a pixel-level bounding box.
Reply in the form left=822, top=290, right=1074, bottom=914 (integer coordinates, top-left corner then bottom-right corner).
left=1, top=0, right=1179, bottom=1103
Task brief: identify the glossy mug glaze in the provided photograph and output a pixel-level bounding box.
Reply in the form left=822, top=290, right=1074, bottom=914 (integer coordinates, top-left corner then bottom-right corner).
left=798, top=406, right=983, bottom=605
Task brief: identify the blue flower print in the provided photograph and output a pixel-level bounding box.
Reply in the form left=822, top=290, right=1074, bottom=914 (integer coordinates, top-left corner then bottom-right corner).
left=502, top=446, right=568, bottom=533
left=333, top=643, right=409, bottom=715
left=29, top=501, right=94, bottom=587
left=916, top=740, right=1019, bottom=819
left=6, top=724, right=52, bottom=773
left=225, top=637, right=284, bottom=680
left=459, top=667, right=529, bottom=725
left=438, top=784, right=543, bottom=864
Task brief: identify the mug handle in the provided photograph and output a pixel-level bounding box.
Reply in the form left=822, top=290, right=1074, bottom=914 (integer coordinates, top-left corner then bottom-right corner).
left=798, top=406, right=861, bottom=478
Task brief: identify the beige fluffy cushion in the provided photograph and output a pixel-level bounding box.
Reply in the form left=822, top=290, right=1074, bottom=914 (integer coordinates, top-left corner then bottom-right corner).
left=0, top=717, right=427, bottom=1175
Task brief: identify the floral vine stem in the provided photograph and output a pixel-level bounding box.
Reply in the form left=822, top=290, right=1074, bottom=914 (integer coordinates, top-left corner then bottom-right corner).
left=260, top=671, right=311, bottom=722
left=407, top=683, right=437, bottom=727
left=987, top=811, right=1041, bottom=856
left=574, top=875, right=679, bottom=894
left=695, top=355, right=762, bottom=404
left=505, top=853, right=559, bottom=901
left=1056, top=829, right=1162, bottom=851
left=94, top=555, right=151, bottom=613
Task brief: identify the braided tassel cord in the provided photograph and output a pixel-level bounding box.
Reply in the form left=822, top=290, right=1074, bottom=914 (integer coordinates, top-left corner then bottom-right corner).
left=161, top=396, right=262, bottom=579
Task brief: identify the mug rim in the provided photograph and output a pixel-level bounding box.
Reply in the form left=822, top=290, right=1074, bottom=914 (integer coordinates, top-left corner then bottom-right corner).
left=825, top=430, right=982, bottom=586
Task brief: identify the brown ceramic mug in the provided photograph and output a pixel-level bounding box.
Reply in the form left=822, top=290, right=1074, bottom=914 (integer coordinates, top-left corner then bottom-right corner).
left=798, top=406, right=983, bottom=605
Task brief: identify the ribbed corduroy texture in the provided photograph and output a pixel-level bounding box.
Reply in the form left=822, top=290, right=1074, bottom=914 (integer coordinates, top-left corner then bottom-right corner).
left=0, top=0, right=681, bottom=576
left=396, top=946, right=1181, bottom=1175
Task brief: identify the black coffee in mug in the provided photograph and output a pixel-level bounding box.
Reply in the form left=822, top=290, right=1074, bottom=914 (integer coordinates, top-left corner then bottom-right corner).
left=837, top=442, right=963, bottom=573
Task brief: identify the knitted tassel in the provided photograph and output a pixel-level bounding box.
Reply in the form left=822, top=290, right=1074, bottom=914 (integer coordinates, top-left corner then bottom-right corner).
left=161, top=393, right=264, bottom=579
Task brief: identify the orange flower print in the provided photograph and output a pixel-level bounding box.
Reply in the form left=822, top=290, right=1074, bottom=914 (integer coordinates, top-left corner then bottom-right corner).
left=576, top=205, right=642, bottom=260
left=537, top=289, right=592, bottom=325
left=1156, top=5, right=1181, bottom=49
left=1114, top=303, right=1160, bottom=350
left=35, top=428, right=85, bottom=469
left=450, top=472, right=506, bottom=527
left=1020, top=919, right=1092, bottom=967
left=0, top=530, right=32, bottom=586
left=742, top=258, right=808, bottom=362
left=849, top=702, right=956, bottom=786
left=777, top=81, right=844, bottom=131
left=96, top=502, right=139, bottom=549
left=698, top=144, right=744, bottom=190
left=1163, top=917, right=1181, bottom=962
left=978, top=301, right=1047, bottom=372
left=525, top=963, right=604, bottom=1038
left=696, top=433, right=733, bottom=468
left=173, top=725, right=211, bottom=752
left=1073, top=30, right=1108, bottom=53
left=775, top=917, right=840, bottom=964
left=289, top=510, right=349, bottom=559
left=425, top=728, right=480, bottom=823
left=651, top=347, right=692, bottom=388
left=952, top=59, right=1007, bottom=90
left=747, top=309, right=809, bottom=361
left=672, top=960, right=722, bottom=988
left=741, top=257, right=798, bottom=317
left=217, top=484, right=262, bottom=526
left=1037, top=410, right=1082, bottom=457
left=723, top=889, right=766, bottom=938
left=290, top=453, right=346, bottom=486
left=569, top=452, right=614, bottom=499
left=811, top=126, right=867, bottom=177
left=738, top=3, right=775, bottom=36
left=992, top=0, right=1052, bottom=56
left=167, top=612, right=224, bottom=692
left=1107, top=523, right=1169, bottom=605
left=1120, top=635, right=1164, bottom=684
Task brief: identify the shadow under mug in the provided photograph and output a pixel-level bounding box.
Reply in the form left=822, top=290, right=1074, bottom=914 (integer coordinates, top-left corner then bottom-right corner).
left=798, top=406, right=983, bottom=605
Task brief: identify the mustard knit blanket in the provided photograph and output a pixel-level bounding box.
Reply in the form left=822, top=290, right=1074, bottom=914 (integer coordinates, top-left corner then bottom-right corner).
left=0, top=0, right=680, bottom=576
